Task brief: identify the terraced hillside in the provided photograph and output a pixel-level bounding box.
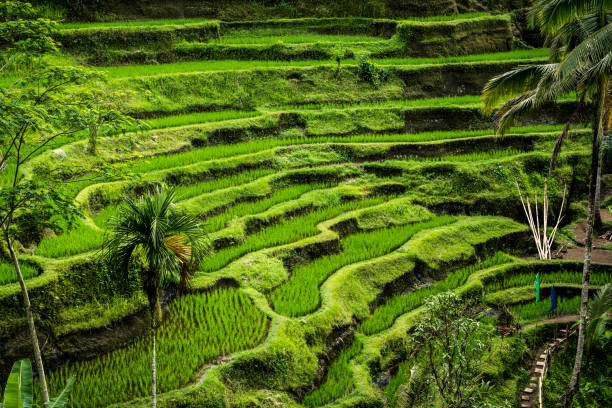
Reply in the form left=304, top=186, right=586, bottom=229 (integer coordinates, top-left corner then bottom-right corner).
left=1, top=5, right=610, bottom=408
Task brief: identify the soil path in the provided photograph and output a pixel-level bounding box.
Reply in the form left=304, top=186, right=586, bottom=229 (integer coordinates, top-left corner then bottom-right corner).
left=518, top=319, right=576, bottom=408
left=522, top=314, right=578, bottom=330
left=561, top=190, right=612, bottom=264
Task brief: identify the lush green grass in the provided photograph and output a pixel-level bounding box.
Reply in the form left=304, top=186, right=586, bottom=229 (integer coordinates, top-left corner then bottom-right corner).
left=46, top=288, right=267, bottom=408
left=401, top=12, right=490, bottom=21
left=35, top=220, right=104, bottom=258
left=270, top=216, right=457, bottom=317
left=55, top=295, right=146, bottom=336
left=509, top=295, right=581, bottom=324
left=199, top=196, right=388, bottom=274
left=374, top=49, right=549, bottom=66
left=303, top=337, right=363, bottom=407
left=202, top=183, right=331, bottom=232
left=93, top=182, right=329, bottom=231
left=215, top=32, right=382, bottom=45
left=486, top=271, right=612, bottom=292
left=119, top=124, right=564, bottom=176
left=272, top=93, right=576, bottom=112
left=385, top=360, right=412, bottom=406
left=146, top=110, right=260, bottom=129
left=174, top=168, right=276, bottom=201
left=92, top=204, right=120, bottom=229
left=96, top=49, right=548, bottom=78
left=55, top=124, right=565, bottom=204
left=34, top=122, right=569, bottom=259
left=417, top=148, right=525, bottom=163
left=358, top=252, right=513, bottom=335
left=267, top=95, right=482, bottom=111
left=59, top=18, right=219, bottom=29
left=120, top=139, right=281, bottom=176
left=50, top=169, right=276, bottom=255
left=286, top=125, right=565, bottom=143
left=59, top=13, right=488, bottom=30
left=0, top=262, right=39, bottom=285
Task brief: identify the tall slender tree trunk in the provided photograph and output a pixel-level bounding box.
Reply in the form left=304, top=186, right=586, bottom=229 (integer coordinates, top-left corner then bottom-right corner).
left=151, top=320, right=157, bottom=408
left=451, top=0, right=459, bottom=16
left=563, top=82, right=607, bottom=407
left=594, top=145, right=603, bottom=229
left=3, top=229, right=50, bottom=403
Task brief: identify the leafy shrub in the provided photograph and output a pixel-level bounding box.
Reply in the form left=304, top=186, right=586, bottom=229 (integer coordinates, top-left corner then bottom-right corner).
left=356, top=52, right=392, bottom=86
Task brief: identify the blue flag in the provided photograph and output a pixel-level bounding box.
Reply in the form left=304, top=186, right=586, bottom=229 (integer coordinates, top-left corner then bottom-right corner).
left=549, top=285, right=558, bottom=312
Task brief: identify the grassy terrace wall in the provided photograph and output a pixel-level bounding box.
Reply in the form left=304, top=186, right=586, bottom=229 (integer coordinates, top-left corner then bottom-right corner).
left=58, top=21, right=220, bottom=53
left=220, top=18, right=399, bottom=37
left=0, top=145, right=588, bottom=371
left=99, top=65, right=554, bottom=118
left=396, top=15, right=513, bottom=57
left=58, top=15, right=513, bottom=65
left=38, top=0, right=482, bottom=21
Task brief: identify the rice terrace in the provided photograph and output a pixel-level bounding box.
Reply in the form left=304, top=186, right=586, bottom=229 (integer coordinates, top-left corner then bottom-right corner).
left=0, top=0, right=611, bottom=407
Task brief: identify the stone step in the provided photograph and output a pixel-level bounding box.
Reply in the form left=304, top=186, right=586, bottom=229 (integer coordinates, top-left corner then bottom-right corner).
left=540, top=353, right=548, bottom=359
left=524, top=387, right=534, bottom=394
left=535, top=368, right=544, bottom=374
left=530, top=376, right=538, bottom=382
left=536, top=361, right=545, bottom=367
left=521, top=395, right=530, bottom=401
left=521, top=403, right=531, bottom=408
left=556, top=338, right=566, bottom=342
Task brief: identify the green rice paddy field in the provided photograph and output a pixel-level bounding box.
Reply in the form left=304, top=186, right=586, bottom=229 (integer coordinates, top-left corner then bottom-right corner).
left=1, top=5, right=610, bottom=408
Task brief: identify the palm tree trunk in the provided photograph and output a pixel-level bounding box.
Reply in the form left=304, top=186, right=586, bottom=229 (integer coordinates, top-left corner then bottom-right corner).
left=151, top=313, right=157, bottom=408
left=563, top=82, right=607, bottom=407
left=151, top=319, right=157, bottom=408
left=3, top=230, right=50, bottom=403
left=594, top=145, right=603, bottom=229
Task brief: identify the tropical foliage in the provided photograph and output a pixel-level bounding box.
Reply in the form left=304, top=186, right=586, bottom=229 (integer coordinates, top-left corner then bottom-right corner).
left=0, top=1, right=610, bottom=408
left=1, top=359, right=74, bottom=408
left=101, top=188, right=210, bottom=407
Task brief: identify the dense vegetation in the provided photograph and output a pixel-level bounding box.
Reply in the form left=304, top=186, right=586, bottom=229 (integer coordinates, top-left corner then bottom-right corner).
left=1, top=1, right=610, bottom=408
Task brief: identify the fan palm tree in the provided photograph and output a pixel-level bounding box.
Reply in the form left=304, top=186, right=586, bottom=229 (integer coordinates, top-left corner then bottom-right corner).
left=482, top=1, right=610, bottom=405
left=100, top=188, right=209, bottom=408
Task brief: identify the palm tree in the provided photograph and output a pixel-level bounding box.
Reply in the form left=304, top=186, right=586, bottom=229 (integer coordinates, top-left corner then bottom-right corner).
left=482, top=1, right=610, bottom=405
left=583, top=284, right=611, bottom=360
left=100, top=188, right=209, bottom=408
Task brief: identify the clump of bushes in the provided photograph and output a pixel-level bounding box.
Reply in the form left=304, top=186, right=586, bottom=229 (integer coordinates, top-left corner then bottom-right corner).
left=355, top=52, right=392, bottom=86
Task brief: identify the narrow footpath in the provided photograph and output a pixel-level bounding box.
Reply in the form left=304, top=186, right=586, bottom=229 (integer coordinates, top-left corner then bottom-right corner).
left=518, top=319, right=577, bottom=408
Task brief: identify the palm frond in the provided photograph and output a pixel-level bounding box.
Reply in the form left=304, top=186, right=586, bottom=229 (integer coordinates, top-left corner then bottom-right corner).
left=546, top=13, right=600, bottom=58
left=558, top=23, right=612, bottom=79
left=588, top=283, right=612, bottom=320
left=481, top=64, right=556, bottom=115
left=577, top=52, right=612, bottom=92
left=550, top=123, right=571, bottom=173
left=99, top=186, right=210, bottom=299
left=549, top=101, right=588, bottom=172
left=533, top=0, right=611, bottom=34
left=533, top=62, right=578, bottom=101
left=493, top=91, right=541, bottom=137
left=164, top=235, right=192, bottom=264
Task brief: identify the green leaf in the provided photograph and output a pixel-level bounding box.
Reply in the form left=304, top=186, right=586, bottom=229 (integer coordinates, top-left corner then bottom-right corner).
left=44, top=377, right=75, bottom=408
left=2, top=359, right=33, bottom=408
